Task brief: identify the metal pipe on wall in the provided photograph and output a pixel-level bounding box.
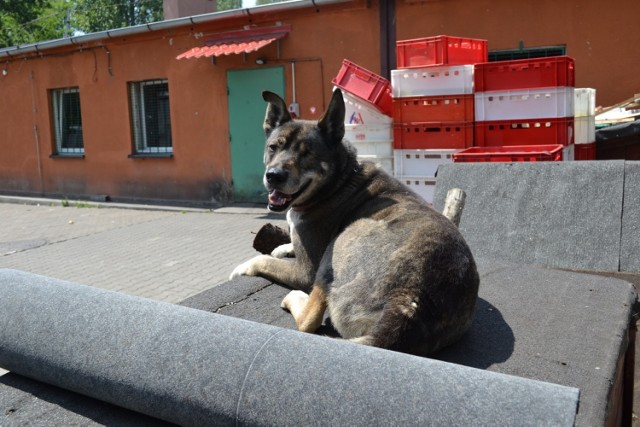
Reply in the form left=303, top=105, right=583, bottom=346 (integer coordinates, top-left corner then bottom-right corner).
left=379, top=0, right=396, bottom=80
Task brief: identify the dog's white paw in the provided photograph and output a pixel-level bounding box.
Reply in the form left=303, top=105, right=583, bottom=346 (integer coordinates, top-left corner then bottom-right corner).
left=271, top=243, right=294, bottom=258
left=229, top=255, right=268, bottom=280
left=281, top=290, right=309, bottom=313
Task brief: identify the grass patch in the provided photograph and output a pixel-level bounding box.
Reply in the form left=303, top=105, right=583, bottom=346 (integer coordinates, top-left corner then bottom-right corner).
left=74, top=201, right=96, bottom=208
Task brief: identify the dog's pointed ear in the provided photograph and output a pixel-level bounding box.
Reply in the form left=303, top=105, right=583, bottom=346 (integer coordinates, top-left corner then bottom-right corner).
left=262, top=91, right=291, bottom=137
left=318, top=89, right=345, bottom=145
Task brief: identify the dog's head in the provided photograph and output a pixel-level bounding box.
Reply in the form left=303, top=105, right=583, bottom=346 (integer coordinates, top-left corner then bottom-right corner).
left=261, top=89, right=348, bottom=212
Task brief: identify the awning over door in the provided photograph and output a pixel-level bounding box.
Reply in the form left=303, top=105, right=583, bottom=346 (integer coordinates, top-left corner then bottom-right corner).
left=176, top=25, right=290, bottom=60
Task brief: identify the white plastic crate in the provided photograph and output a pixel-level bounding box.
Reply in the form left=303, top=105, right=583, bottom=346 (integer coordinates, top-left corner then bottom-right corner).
left=350, top=139, right=393, bottom=156
left=574, top=88, right=596, bottom=117
left=345, top=123, right=393, bottom=143
left=341, top=89, right=393, bottom=125
left=391, top=65, right=474, bottom=97
left=358, top=155, right=394, bottom=176
left=397, top=175, right=436, bottom=204
left=474, top=87, right=575, bottom=121
left=574, top=115, right=596, bottom=145
left=393, top=149, right=458, bottom=177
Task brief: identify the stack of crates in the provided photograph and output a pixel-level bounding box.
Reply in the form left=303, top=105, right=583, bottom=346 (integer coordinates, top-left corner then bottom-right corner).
left=573, top=88, right=597, bottom=160
left=332, top=60, right=394, bottom=175
left=472, top=56, right=576, bottom=160
left=390, top=35, right=488, bottom=202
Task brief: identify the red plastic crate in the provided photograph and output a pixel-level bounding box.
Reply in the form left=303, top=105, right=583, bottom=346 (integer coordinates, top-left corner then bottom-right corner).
left=574, top=142, right=596, bottom=160
left=474, top=56, right=575, bottom=92
left=474, top=117, right=574, bottom=147
left=396, top=35, right=488, bottom=68
left=452, top=145, right=563, bottom=163
left=332, top=60, right=392, bottom=116
left=393, top=122, right=474, bottom=149
left=392, top=95, right=474, bottom=123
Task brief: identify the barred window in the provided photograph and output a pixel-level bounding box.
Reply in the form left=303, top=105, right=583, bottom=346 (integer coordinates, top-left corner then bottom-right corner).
left=51, top=87, right=84, bottom=155
left=129, top=79, right=173, bottom=155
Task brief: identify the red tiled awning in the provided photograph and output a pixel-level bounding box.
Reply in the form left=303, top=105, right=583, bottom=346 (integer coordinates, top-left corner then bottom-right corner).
left=176, top=25, right=290, bottom=60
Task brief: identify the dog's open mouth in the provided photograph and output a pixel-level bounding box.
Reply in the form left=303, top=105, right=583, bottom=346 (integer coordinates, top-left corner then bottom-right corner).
left=268, top=190, right=294, bottom=211
left=268, top=181, right=311, bottom=212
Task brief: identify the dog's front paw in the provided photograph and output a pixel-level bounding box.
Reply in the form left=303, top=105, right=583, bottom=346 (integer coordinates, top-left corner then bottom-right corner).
left=229, top=255, right=270, bottom=280
left=271, top=243, right=294, bottom=258
left=281, top=290, right=309, bottom=312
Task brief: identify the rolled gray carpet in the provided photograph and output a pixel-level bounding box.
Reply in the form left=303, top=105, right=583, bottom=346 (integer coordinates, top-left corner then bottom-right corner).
left=0, top=269, right=579, bottom=426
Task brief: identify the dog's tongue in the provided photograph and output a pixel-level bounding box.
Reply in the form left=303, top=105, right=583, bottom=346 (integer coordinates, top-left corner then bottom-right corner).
left=269, top=190, right=291, bottom=206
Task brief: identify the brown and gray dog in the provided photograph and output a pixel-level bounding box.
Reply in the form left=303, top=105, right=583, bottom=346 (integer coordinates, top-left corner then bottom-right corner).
left=230, top=89, right=479, bottom=356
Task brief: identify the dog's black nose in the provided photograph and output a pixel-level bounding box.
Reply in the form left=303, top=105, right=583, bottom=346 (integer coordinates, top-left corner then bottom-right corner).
left=265, top=168, right=288, bottom=184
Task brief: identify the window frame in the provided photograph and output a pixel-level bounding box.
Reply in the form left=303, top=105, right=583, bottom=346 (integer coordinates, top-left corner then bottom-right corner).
left=50, top=86, right=85, bottom=157
left=128, top=79, right=173, bottom=157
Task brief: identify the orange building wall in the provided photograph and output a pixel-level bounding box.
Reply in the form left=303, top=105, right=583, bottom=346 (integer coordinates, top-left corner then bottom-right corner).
left=0, top=63, right=40, bottom=193
left=2, top=0, right=638, bottom=204
left=0, top=1, right=378, bottom=204
left=395, top=0, right=640, bottom=107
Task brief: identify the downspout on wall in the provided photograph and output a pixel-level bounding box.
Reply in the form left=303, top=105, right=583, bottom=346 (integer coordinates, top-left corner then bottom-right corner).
left=379, top=0, right=396, bottom=79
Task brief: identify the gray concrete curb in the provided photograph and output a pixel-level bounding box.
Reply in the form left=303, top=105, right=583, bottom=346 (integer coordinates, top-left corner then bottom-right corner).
left=0, top=194, right=269, bottom=215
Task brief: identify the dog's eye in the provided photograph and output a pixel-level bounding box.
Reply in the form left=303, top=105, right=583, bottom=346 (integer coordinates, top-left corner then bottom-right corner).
left=267, top=144, right=278, bottom=154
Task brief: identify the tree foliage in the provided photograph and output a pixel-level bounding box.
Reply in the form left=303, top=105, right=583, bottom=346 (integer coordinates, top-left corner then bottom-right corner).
left=216, top=0, right=242, bottom=12
left=0, top=0, right=64, bottom=47
left=0, top=0, right=287, bottom=48
left=0, top=0, right=163, bottom=48
left=72, top=0, right=164, bottom=34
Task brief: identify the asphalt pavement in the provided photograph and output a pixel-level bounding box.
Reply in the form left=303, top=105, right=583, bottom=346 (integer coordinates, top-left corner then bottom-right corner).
left=0, top=196, right=286, bottom=305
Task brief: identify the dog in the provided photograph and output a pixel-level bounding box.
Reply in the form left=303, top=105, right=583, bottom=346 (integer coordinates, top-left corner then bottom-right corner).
left=230, top=89, right=479, bottom=355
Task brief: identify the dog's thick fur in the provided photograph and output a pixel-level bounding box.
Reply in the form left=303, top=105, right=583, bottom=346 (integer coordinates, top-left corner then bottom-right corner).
left=230, top=90, right=479, bottom=355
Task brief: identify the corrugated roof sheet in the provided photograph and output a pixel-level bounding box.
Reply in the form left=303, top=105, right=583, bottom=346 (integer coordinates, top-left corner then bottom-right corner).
left=176, top=25, right=289, bottom=60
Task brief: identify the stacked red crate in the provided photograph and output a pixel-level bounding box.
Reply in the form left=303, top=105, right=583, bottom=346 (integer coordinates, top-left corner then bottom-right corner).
left=472, top=56, right=576, bottom=161
left=452, top=145, right=564, bottom=163
left=332, top=59, right=393, bottom=116
left=390, top=35, right=488, bottom=202
left=332, top=60, right=395, bottom=175
left=391, top=36, right=486, bottom=150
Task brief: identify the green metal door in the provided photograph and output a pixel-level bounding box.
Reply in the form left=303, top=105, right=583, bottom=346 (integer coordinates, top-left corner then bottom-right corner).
left=227, top=67, right=285, bottom=203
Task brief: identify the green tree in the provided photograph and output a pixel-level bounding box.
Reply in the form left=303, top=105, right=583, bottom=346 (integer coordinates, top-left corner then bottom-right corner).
left=0, top=0, right=164, bottom=48
left=216, top=0, right=241, bottom=12
left=0, top=0, right=66, bottom=47
left=72, top=0, right=163, bottom=33
left=0, top=0, right=288, bottom=48
left=216, top=0, right=284, bottom=12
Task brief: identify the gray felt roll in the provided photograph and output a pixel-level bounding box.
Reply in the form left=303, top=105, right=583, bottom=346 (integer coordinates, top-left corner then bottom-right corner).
left=0, top=269, right=579, bottom=426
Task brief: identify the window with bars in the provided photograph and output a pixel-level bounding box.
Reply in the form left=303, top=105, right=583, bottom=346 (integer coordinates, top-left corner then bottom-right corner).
left=50, top=87, right=84, bottom=155
left=129, top=79, right=173, bottom=155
